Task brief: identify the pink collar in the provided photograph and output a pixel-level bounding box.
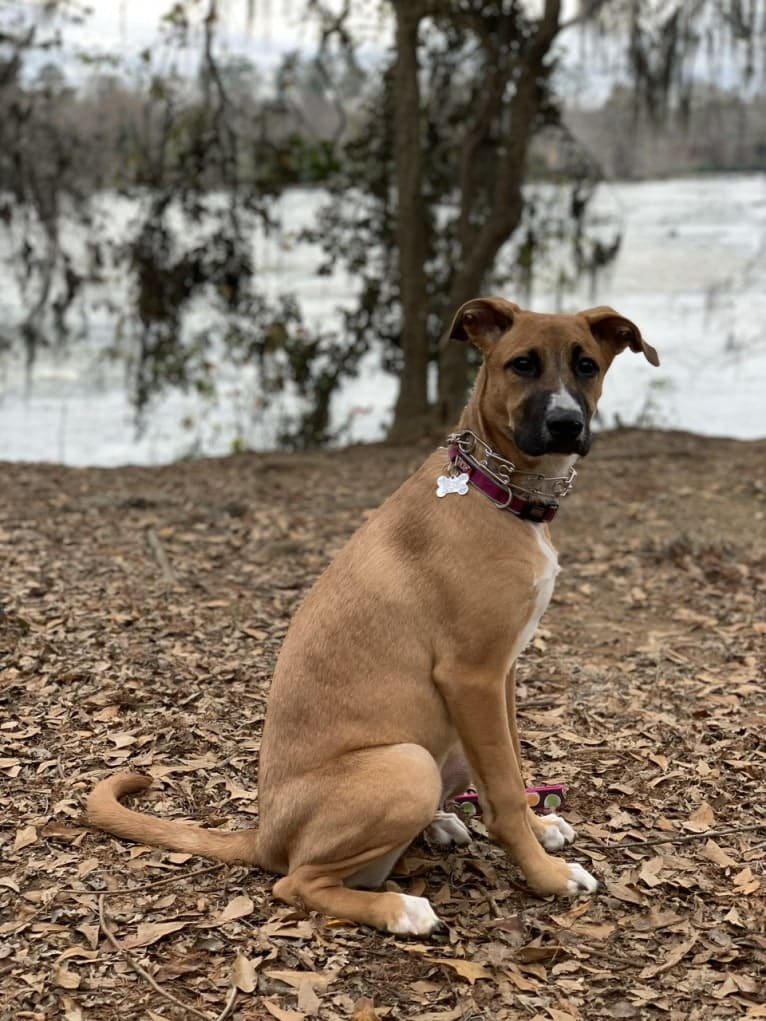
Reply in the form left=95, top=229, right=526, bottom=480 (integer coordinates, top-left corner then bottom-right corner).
left=446, top=431, right=576, bottom=523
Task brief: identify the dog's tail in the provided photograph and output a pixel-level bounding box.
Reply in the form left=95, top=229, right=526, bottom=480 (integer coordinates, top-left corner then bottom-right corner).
left=86, top=772, right=259, bottom=865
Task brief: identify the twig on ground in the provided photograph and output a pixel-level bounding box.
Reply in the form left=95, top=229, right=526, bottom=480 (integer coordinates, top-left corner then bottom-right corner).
left=57, top=861, right=226, bottom=896
left=146, top=526, right=176, bottom=585
left=214, top=984, right=239, bottom=1021
left=483, top=892, right=502, bottom=918
left=575, top=945, right=634, bottom=968
left=580, top=822, right=766, bottom=853
left=98, top=893, right=213, bottom=1021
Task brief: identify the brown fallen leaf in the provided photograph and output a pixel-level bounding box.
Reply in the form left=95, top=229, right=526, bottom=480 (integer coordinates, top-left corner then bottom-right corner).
left=504, top=967, right=540, bottom=991
left=265, top=969, right=336, bottom=993
left=683, top=801, right=714, bottom=832
left=40, top=822, right=87, bottom=843
left=605, top=881, right=645, bottom=905
left=550, top=901, right=591, bottom=928
left=631, top=907, right=682, bottom=931
left=713, top=970, right=760, bottom=998
left=723, top=905, right=745, bottom=927
left=731, top=973, right=760, bottom=995
left=232, top=951, right=257, bottom=993
left=122, top=920, right=189, bottom=949
left=297, top=978, right=321, bottom=1014
left=638, top=934, right=698, bottom=979
left=154, top=952, right=217, bottom=983
left=608, top=1002, right=641, bottom=1019
left=75, top=923, right=100, bottom=950
left=733, top=866, right=760, bottom=889
left=570, top=920, right=616, bottom=939
left=13, top=825, right=38, bottom=852
left=261, top=919, right=315, bottom=939
left=518, top=943, right=567, bottom=966
left=55, top=947, right=99, bottom=963
left=428, top=957, right=492, bottom=984
left=263, top=999, right=305, bottom=1021
left=216, top=893, right=254, bottom=922
left=700, top=838, right=737, bottom=868
left=637, top=856, right=664, bottom=888
left=54, top=963, right=81, bottom=989
left=77, top=857, right=101, bottom=879
left=111, top=732, right=139, bottom=748
left=60, top=996, right=84, bottom=1021
left=713, top=975, right=739, bottom=999
left=353, top=997, right=381, bottom=1021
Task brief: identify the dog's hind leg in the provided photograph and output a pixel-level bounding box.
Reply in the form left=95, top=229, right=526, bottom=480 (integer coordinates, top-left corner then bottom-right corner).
left=269, top=743, right=444, bottom=935
left=274, top=865, right=444, bottom=936
left=422, top=748, right=472, bottom=847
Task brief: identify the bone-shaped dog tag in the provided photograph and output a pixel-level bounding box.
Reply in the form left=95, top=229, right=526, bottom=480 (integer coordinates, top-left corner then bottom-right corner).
left=435, top=472, right=469, bottom=498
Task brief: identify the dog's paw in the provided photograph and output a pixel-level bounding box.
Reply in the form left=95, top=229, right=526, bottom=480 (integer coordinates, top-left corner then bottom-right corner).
left=565, top=862, right=598, bottom=896
left=534, top=812, right=576, bottom=851
left=425, top=810, right=472, bottom=847
left=389, top=895, right=445, bottom=937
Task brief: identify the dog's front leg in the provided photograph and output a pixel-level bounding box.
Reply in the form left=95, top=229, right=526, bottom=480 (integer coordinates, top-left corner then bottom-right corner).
left=505, top=665, right=576, bottom=852
left=435, top=661, right=596, bottom=897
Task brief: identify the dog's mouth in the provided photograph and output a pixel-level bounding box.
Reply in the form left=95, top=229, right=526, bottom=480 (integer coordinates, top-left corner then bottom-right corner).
left=513, top=424, right=591, bottom=459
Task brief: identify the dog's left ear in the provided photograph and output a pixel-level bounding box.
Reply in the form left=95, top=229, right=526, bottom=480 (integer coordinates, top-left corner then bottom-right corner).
left=579, top=306, right=660, bottom=366
left=447, top=296, right=520, bottom=352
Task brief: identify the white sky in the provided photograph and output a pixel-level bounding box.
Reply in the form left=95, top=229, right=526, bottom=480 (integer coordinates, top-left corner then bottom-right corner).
left=13, top=1, right=750, bottom=103
left=62, top=0, right=390, bottom=70
left=50, top=0, right=616, bottom=102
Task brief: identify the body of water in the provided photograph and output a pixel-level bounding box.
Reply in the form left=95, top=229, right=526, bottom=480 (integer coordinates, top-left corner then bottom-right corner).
left=1, top=173, right=765, bottom=465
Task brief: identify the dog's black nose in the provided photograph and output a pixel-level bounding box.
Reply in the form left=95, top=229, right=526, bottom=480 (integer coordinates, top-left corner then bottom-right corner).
left=546, top=411, right=584, bottom=441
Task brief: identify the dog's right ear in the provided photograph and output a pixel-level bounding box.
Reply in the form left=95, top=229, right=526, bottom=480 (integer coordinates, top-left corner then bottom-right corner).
left=447, top=296, right=520, bottom=352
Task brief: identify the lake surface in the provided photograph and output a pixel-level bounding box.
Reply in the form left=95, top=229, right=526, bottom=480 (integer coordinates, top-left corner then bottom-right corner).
left=1, top=174, right=765, bottom=466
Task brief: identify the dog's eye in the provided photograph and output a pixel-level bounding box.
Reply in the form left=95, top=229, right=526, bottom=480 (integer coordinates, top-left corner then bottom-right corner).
left=576, top=357, right=599, bottom=377
left=506, top=354, right=539, bottom=378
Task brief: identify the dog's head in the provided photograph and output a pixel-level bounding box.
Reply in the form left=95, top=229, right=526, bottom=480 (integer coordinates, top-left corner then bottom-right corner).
left=448, top=296, right=659, bottom=459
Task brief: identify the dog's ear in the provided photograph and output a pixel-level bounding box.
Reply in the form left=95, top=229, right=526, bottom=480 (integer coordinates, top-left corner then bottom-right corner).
left=447, top=296, right=520, bottom=352
left=580, top=306, right=660, bottom=366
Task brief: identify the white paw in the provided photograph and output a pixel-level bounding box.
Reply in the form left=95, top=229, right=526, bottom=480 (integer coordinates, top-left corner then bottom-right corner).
left=536, top=812, right=576, bottom=851
left=565, top=862, right=598, bottom=895
left=389, top=894, right=444, bottom=936
left=425, top=810, right=472, bottom=847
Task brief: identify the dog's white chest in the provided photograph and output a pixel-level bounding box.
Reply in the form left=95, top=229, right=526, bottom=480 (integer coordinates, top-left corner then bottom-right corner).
left=533, top=526, right=560, bottom=606
left=509, top=526, right=560, bottom=661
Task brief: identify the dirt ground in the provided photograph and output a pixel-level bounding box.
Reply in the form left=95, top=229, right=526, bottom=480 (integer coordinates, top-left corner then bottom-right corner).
left=1, top=428, right=764, bottom=1021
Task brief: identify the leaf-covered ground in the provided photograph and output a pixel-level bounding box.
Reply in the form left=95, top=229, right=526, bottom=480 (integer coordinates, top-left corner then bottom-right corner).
left=1, top=428, right=765, bottom=1021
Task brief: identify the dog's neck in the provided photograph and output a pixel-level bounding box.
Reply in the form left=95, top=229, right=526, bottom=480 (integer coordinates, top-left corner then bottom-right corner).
left=455, top=400, right=579, bottom=505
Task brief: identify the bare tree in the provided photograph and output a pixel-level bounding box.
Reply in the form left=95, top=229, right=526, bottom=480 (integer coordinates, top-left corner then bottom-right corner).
left=2, top=0, right=765, bottom=448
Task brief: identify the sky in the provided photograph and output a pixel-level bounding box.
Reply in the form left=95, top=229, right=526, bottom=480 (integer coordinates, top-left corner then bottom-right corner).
left=58, top=0, right=391, bottom=72
left=27, top=0, right=617, bottom=104
left=8, top=1, right=753, bottom=109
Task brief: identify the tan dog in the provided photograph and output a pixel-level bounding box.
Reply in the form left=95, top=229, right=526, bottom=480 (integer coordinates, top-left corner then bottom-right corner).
left=88, top=297, right=659, bottom=936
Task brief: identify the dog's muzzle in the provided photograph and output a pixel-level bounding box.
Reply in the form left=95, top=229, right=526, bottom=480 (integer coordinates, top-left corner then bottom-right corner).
left=543, top=409, right=590, bottom=455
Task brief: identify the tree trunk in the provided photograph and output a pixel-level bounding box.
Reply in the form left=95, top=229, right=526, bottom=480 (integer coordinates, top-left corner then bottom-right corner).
left=387, top=2, right=432, bottom=444
left=437, top=0, right=562, bottom=428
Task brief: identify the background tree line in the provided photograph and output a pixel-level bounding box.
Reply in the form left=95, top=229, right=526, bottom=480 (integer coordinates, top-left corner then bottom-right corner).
left=571, top=84, right=766, bottom=179
left=1, top=0, right=764, bottom=448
